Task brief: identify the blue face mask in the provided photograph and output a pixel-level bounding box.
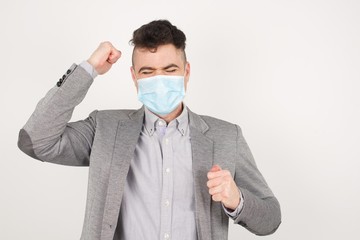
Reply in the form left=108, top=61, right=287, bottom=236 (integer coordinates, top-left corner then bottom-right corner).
left=137, top=75, right=186, bottom=116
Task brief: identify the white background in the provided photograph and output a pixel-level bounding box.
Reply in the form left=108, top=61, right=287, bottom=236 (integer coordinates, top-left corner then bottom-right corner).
left=1, top=0, right=359, bottom=239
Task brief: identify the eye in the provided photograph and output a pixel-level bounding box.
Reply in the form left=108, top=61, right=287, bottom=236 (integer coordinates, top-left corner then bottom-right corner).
left=141, top=71, right=153, bottom=75
left=166, top=68, right=177, bottom=73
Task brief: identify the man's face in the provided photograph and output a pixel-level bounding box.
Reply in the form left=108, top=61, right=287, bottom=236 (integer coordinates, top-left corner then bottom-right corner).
left=131, top=44, right=190, bottom=90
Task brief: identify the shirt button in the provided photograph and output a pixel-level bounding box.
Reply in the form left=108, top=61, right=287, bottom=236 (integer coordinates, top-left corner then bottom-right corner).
left=165, top=138, right=169, bottom=144
left=158, top=121, right=164, bottom=126
left=164, top=200, right=170, bottom=207
left=165, top=168, right=171, bottom=174
left=164, top=233, right=170, bottom=239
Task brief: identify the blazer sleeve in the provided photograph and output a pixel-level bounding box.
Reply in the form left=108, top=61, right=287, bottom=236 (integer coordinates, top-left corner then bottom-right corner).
left=18, top=64, right=96, bottom=166
left=233, top=125, right=281, bottom=235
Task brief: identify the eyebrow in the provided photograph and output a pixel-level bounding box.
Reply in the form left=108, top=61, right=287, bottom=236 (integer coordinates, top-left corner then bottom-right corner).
left=138, top=64, right=180, bottom=73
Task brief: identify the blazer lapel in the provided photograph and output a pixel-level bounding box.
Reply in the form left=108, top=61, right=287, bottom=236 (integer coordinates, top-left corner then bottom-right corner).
left=101, top=107, right=144, bottom=236
left=189, top=109, right=214, bottom=240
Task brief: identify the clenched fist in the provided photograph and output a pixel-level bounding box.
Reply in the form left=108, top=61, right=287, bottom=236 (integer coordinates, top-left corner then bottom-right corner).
left=207, top=165, right=241, bottom=210
left=87, top=41, right=122, bottom=75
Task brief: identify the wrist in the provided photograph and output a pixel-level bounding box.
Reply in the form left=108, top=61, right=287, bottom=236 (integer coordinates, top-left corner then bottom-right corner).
left=224, top=198, right=240, bottom=211
left=80, top=61, right=98, bottom=79
left=224, top=187, right=242, bottom=210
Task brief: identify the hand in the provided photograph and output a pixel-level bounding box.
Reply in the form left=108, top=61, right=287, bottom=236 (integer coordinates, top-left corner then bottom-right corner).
left=207, top=165, right=241, bottom=210
left=87, top=41, right=122, bottom=75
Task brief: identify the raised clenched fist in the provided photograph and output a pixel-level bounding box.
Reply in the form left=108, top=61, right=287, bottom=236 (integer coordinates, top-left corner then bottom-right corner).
left=207, top=165, right=241, bottom=210
left=87, top=41, right=122, bottom=75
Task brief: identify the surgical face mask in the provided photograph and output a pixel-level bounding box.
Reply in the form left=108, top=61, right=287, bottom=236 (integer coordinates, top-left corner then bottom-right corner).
left=137, top=75, right=186, bottom=116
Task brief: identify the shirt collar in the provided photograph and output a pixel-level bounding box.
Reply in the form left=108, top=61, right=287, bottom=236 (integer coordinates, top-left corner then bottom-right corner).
left=144, top=104, right=189, bottom=136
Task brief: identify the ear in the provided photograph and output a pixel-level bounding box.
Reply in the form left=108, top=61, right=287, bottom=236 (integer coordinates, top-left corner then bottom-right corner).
left=130, top=66, right=138, bottom=90
left=184, top=62, right=190, bottom=91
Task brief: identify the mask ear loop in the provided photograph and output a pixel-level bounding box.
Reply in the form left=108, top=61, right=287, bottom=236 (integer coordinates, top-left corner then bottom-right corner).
left=183, top=64, right=188, bottom=78
left=183, top=65, right=188, bottom=90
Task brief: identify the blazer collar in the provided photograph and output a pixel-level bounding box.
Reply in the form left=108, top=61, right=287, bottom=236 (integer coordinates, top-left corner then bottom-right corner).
left=128, top=105, right=210, bottom=133
left=188, top=107, right=209, bottom=134
left=128, top=105, right=145, bottom=124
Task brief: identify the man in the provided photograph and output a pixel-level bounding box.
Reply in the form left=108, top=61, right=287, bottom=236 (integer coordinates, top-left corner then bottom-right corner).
left=18, top=20, right=281, bottom=240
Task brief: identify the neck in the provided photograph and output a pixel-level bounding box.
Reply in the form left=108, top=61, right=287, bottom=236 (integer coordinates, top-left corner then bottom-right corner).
left=157, top=103, right=183, bottom=124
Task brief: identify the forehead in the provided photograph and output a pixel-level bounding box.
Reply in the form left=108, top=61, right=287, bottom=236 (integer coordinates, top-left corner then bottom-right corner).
left=132, top=44, right=184, bottom=69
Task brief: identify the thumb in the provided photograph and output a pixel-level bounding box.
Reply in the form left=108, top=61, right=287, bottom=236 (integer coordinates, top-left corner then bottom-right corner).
left=210, top=164, right=222, bottom=172
left=107, top=49, right=122, bottom=64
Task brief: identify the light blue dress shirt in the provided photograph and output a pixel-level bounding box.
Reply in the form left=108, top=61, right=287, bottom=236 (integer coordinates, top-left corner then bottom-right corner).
left=116, top=106, right=196, bottom=240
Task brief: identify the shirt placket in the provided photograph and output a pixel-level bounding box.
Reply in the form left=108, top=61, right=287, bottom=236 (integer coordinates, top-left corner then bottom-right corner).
left=158, top=122, right=174, bottom=240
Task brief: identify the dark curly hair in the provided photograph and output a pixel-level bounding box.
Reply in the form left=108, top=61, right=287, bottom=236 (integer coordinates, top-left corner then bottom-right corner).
left=130, top=20, right=187, bottom=64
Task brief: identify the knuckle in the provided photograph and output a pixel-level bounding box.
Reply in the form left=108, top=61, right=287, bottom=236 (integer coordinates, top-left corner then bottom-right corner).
left=213, top=194, right=221, bottom=202
left=101, top=41, right=112, bottom=50
left=225, top=174, right=233, bottom=181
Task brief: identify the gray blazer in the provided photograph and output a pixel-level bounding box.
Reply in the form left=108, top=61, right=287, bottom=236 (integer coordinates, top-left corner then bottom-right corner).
left=18, top=64, right=281, bottom=240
